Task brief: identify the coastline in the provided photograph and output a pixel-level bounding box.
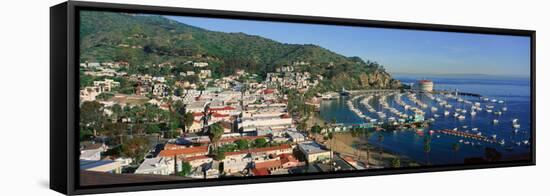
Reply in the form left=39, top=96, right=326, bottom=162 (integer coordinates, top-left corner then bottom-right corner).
left=324, top=132, right=420, bottom=168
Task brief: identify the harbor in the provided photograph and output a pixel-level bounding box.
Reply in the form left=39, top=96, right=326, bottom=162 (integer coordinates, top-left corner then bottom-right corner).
left=320, top=76, right=532, bottom=165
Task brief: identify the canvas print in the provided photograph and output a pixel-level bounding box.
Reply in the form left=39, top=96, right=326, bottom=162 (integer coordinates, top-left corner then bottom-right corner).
left=78, top=10, right=532, bottom=186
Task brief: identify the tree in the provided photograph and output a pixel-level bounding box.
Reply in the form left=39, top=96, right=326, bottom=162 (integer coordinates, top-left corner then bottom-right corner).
left=183, top=112, right=194, bottom=132
left=391, top=158, right=401, bottom=168
left=452, top=143, right=460, bottom=152
left=484, top=147, right=502, bottom=162
left=235, top=139, right=249, bottom=150
left=80, top=101, right=105, bottom=137
left=121, top=136, right=150, bottom=164
left=310, top=123, right=322, bottom=135
left=96, top=92, right=115, bottom=101
left=254, top=138, right=268, bottom=148
left=364, top=129, right=373, bottom=166
left=377, top=133, right=385, bottom=158
left=177, top=162, right=192, bottom=176
left=209, top=123, right=225, bottom=150
left=327, top=131, right=335, bottom=169
left=423, top=135, right=432, bottom=165
left=145, top=123, right=161, bottom=134
left=215, top=149, right=226, bottom=161
left=103, top=122, right=128, bottom=144
left=111, top=104, right=123, bottom=122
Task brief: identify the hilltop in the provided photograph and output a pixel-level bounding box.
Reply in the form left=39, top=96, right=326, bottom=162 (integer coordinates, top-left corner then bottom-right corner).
left=79, top=11, right=401, bottom=90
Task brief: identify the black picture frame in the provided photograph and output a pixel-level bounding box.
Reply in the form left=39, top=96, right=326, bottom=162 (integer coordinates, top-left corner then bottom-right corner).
left=50, top=1, right=536, bottom=195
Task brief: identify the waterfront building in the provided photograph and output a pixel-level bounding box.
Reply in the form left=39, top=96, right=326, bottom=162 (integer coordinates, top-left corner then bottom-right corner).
left=298, top=141, right=332, bottom=163
left=413, top=80, right=434, bottom=92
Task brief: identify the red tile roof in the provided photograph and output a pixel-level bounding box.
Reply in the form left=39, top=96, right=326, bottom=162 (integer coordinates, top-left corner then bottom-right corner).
left=262, top=89, right=275, bottom=94
left=255, top=160, right=282, bottom=169
left=183, top=155, right=211, bottom=162
left=251, top=168, right=270, bottom=176
left=164, top=144, right=187, bottom=150
left=279, top=153, right=298, bottom=164
left=209, top=106, right=236, bottom=111
left=158, top=146, right=208, bottom=157
left=211, top=112, right=229, bottom=118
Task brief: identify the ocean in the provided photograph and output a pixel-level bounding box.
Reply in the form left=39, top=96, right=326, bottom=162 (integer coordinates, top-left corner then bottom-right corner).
left=320, top=74, right=532, bottom=165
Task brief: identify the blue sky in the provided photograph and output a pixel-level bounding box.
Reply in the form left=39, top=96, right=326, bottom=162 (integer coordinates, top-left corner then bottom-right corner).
left=166, top=15, right=531, bottom=77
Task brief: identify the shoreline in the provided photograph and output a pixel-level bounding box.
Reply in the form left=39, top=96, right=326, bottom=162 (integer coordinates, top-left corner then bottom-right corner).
left=322, top=132, right=420, bottom=168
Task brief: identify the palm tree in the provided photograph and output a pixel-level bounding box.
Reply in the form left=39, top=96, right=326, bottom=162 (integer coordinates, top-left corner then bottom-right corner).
left=452, top=143, right=460, bottom=162
left=364, top=129, right=373, bottom=166
left=209, top=123, right=225, bottom=151
left=327, top=132, right=335, bottom=170
left=201, top=104, right=212, bottom=134
left=377, top=133, right=384, bottom=159
left=423, top=135, right=432, bottom=165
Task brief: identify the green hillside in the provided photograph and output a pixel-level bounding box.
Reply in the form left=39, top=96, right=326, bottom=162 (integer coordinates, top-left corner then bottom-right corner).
left=79, top=11, right=401, bottom=90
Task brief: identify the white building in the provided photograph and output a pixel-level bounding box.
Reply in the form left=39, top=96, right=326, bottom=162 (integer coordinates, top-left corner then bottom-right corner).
left=239, top=117, right=292, bottom=132
left=298, top=141, right=332, bottom=163
left=93, top=79, right=120, bottom=92
left=134, top=157, right=173, bottom=175
left=193, top=62, right=209, bottom=67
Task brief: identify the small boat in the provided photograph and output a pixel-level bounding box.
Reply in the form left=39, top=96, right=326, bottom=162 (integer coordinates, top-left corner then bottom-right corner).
left=513, top=124, right=521, bottom=128
left=498, top=100, right=505, bottom=104
left=470, top=111, right=477, bottom=116
left=472, top=128, right=479, bottom=131
left=486, top=109, right=493, bottom=113
left=431, top=107, right=438, bottom=112
left=499, top=139, right=505, bottom=145
left=476, top=132, right=482, bottom=136
left=491, top=134, right=497, bottom=139
left=512, top=119, right=519, bottom=124
left=458, top=115, right=466, bottom=120
left=444, top=111, right=450, bottom=116
left=513, top=129, right=519, bottom=134
left=522, top=140, right=530, bottom=145
left=492, top=119, right=499, bottom=124
left=462, top=125, right=468, bottom=129
left=464, top=141, right=470, bottom=145
left=491, top=99, right=498, bottom=103
left=494, top=111, right=502, bottom=115
left=433, top=114, right=440, bottom=118
left=502, top=107, right=508, bottom=111
left=482, top=97, right=489, bottom=101
left=459, top=139, right=464, bottom=143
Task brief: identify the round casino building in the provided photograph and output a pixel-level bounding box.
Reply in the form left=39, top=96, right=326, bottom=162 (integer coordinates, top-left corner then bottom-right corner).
left=413, top=79, right=434, bottom=92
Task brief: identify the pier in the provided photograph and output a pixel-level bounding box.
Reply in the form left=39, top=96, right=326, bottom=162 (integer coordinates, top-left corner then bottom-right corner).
left=432, top=90, right=482, bottom=97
